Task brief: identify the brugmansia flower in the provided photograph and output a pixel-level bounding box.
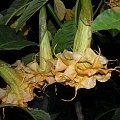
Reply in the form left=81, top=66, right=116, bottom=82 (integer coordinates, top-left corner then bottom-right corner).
left=51, top=48, right=115, bottom=90
left=0, top=48, right=117, bottom=106
left=0, top=0, right=119, bottom=107
left=0, top=60, right=34, bottom=107
left=0, top=60, right=55, bottom=107
left=14, top=60, right=55, bottom=87
left=108, top=0, right=120, bottom=10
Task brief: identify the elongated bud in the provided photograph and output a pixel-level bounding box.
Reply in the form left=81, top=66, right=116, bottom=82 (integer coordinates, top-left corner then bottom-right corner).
left=39, top=6, right=53, bottom=71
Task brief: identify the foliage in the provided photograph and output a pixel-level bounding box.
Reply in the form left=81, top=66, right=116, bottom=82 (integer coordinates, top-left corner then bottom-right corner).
left=92, top=9, right=120, bottom=31
left=54, top=0, right=66, bottom=21
left=52, top=20, right=76, bottom=53
left=0, top=25, right=37, bottom=50
left=0, top=0, right=120, bottom=120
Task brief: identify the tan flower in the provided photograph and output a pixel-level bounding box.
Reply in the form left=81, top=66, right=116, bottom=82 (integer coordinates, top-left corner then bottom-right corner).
left=52, top=48, right=115, bottom=91
left=0, top=60, right=55, bottom=107
left=0, top=48, right=116, bottom=105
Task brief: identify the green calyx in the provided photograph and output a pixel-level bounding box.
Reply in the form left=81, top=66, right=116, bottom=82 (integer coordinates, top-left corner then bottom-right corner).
left=0, top=60, right=22, bottom=88
left=0, top=60, right=23, bottom=101
left=73, top=0, right=93, bottom=53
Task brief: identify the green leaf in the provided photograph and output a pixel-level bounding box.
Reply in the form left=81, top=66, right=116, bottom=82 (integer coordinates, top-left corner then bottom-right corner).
left=16, top=0, right=48, bottom=30
left=112, top=108, right=120, bottom=120
left=54, top=0, right=66, bottom=21
left=108, top=29, right=120, bottom=37
left=47, top=20, right=57, bottom=37
left=0, top=104, right=51, bottom=120
left=29, top=108, right=51, bottom=120
left=9, top=0, right=31, bottom=9
left=0, top=0, right=31, bottom=25
left=92, top=9, right=120, bottom=31
left=52, top=20, right=76, bottom=53
left=0, top=7, right=16, bottom=25
left=9, top=0, right=32, bottom=16
left=0, top=25, right=37, bottom=50
left=22, top=53, right=37, bottom=65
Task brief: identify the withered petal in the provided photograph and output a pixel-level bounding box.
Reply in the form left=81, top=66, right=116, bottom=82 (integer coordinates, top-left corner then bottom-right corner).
left=80, top=76, right=96, bottom=89
left=55, top=58, right=67, bottom=71
left=94, top=73, right=111, bottom=82
left=64, top=64, right=77, bottom=80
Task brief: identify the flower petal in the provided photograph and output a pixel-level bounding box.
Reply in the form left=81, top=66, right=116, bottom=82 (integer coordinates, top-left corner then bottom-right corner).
left=94, top=73, right=111, bottom=82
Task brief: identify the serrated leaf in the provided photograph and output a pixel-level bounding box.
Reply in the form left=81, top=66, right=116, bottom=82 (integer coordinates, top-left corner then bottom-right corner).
left=92, top=9, right=120, bottom=31
left=29, top=108, right=51, bottom=120
left=54, top=0, right=66, bottom=21
left=0, top=25, right=37, bottom=50
left=16, top=0, right=48, bottom=30
left=52, top=20, right=76, bottom=53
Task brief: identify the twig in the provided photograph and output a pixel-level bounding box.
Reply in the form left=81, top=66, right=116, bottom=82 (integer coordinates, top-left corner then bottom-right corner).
left=75, top=102, right=84, bottom=120
left=93, top=0, right=104, bottom=18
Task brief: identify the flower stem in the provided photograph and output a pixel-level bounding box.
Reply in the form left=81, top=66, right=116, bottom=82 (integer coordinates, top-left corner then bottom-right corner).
left=46, top=3, right=62, bottom=28
left=73, top=0, right=92, bottom=53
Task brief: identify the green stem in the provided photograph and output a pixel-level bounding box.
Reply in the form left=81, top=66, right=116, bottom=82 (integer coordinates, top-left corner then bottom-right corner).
left=39, top=6, right=52, bottom=71
left=73, top=0, right=92, bottom=53
left=93, top=0, right=104, bottom=18
left=74, top=0, right=80, bottom=26
left=46, top=3, right=62, bottom=28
